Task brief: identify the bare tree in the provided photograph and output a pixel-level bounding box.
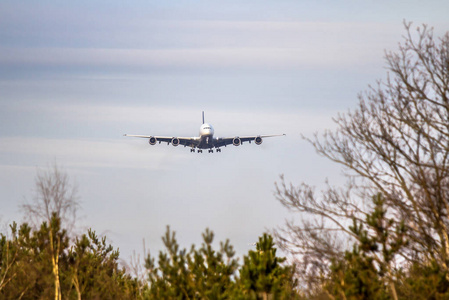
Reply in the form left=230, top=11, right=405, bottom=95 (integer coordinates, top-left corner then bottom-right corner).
left=21, top=163, right=79, bottom=300
left=275, top=22, right=449, bottom=293
left=21, top=163, right=79, bottom=234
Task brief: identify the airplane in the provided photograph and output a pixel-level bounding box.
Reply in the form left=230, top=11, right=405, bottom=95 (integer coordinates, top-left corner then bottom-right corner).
left=124, top=112, right=285, bottom=153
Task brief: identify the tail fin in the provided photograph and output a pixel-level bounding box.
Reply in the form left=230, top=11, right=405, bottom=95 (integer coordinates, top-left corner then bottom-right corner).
left=202, top=111, right=205, bottom=124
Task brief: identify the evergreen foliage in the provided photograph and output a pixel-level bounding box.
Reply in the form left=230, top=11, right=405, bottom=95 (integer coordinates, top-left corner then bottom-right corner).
left=396, top=260, right=449, bottom=299
left=322, top=193, right=449, bottom=300
left=326, top=194, right=404, bottom=300
left=0, top=215, right=138, bottom=299
left=144, top=227, right=298, bottom=299
left=238, top=233, right=299, bottom=300
left=0, top=219, right=299, bottom=299
left=67, top=229, right=138, bottom=299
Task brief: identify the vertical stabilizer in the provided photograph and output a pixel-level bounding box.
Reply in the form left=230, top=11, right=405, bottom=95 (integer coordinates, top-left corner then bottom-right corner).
left=202, top=111, right=205, bottom=124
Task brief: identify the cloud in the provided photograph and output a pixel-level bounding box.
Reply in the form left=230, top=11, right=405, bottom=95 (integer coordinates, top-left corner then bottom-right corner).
left=0, top=47, right=368, bottom=71
left=0, top=21, right=401, bottom=73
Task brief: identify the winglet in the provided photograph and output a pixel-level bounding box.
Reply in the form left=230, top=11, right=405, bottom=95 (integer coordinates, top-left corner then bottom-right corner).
left=202, top=111, right=205, bottom=124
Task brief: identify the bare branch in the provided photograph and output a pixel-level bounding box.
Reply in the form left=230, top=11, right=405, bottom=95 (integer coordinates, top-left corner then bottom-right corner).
left=275, top=23, right=449, bottom=292
left=21, top=163, right=79, bottom=236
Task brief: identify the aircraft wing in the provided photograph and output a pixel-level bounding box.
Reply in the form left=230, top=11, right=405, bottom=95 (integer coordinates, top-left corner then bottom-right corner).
left=123, top=134, right=200, bottom=147
left=214, top=134, right=286, bottom=147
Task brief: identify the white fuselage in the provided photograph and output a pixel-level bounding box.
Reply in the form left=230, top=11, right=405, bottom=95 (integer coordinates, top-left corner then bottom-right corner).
left=200, top=123, right=214, bottom=137
left=199, top=123, right=215, bottom=147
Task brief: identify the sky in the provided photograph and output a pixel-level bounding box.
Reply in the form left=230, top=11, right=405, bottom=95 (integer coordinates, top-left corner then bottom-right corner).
left=1, top=0, right=449, bottom=266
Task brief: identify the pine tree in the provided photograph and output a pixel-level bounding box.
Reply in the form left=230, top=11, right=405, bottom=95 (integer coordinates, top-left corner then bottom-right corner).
left=67, top=229, right=138, bottom=299
left=326, top=194, right=407, bottom=300
left=396, top=260, right=449, bottom=299
left=238, top=233, right=299, bottom=300
left=145, top=226, right=239, bottom=299
left=187, top=228, right=239, bottom=299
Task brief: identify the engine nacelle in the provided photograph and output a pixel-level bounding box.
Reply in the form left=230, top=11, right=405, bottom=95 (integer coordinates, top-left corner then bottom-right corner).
left=233, top=137, right=241, bottom=146
left=255, top=136, right=263, bottom=145
left=149, top=136, right=157, bottom=145
left=171, top=137, right=180, bottom=147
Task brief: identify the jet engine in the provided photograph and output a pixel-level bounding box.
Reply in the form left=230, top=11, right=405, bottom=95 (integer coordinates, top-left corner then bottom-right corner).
left=149, top=137, right=157, bottom=145
left=255, top=136, right=263, bottom=145
left=171, top=137, right=180, bottom=146
left=232, top=137, right=241, bottom=146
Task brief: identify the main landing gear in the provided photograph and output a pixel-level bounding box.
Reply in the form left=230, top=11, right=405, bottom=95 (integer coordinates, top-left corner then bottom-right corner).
left=191, top=148, right=221, bottom=153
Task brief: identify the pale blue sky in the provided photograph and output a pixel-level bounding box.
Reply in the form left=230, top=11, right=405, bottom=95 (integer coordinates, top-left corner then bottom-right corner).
left=1, top=0, right=449, bottom=263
